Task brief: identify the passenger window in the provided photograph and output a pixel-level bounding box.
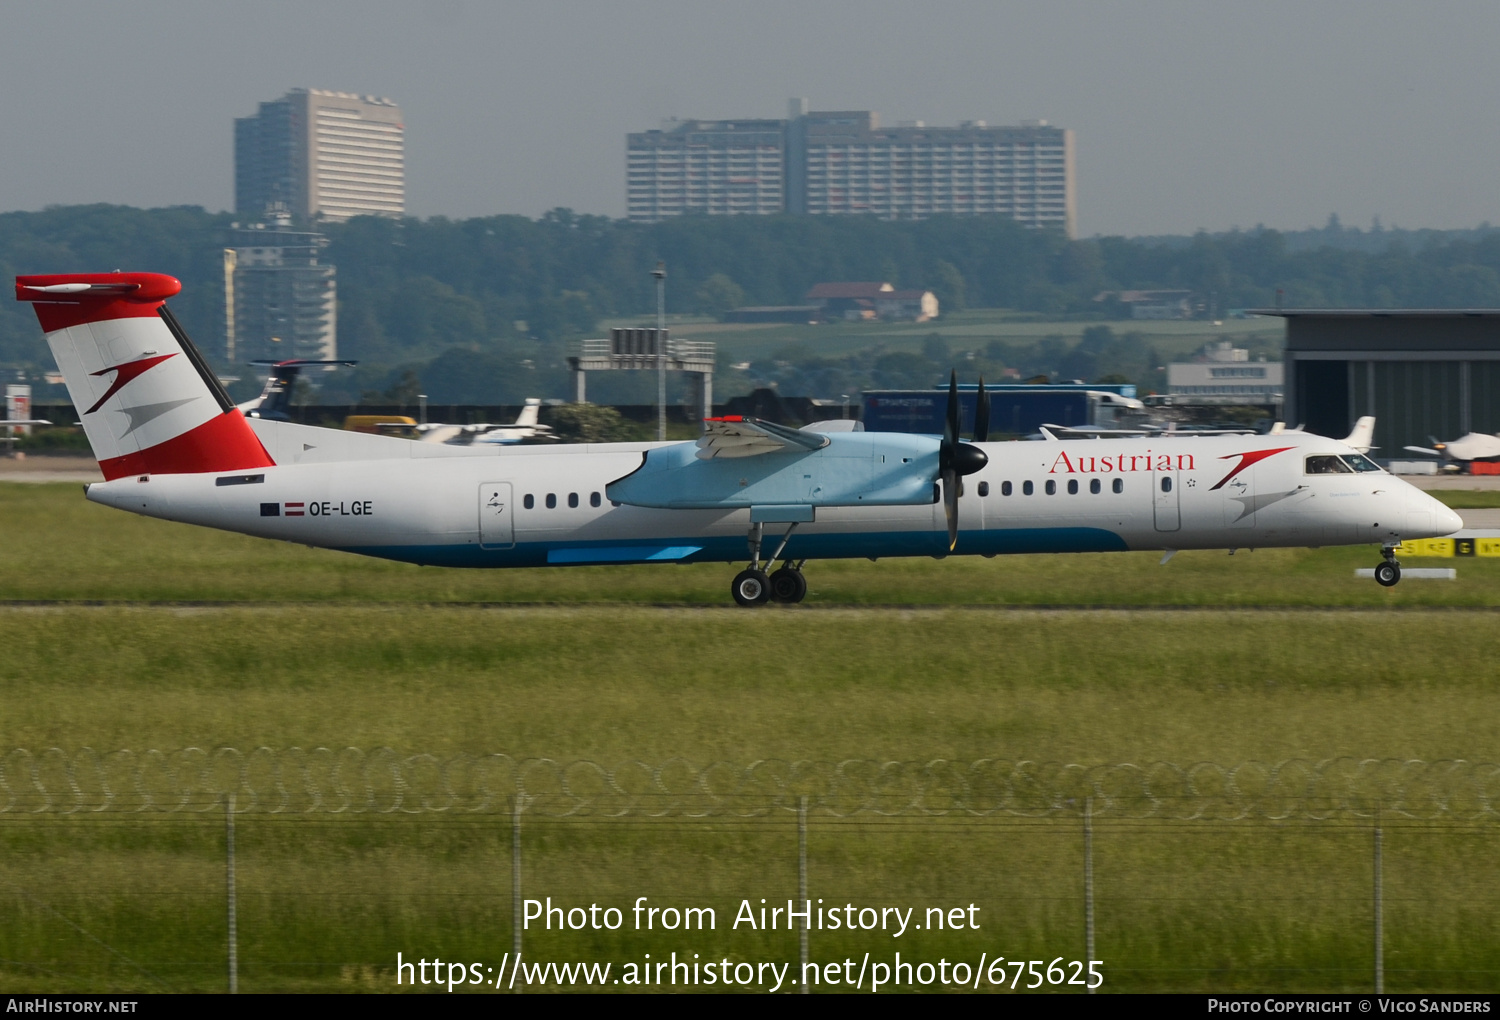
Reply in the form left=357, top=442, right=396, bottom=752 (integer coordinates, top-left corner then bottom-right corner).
left=1045, top=479, right=1056, bottom=495
left=1023, top=480, right=1034, bottom=496
left=1001, top=481, right=1013, bottom=496
left=523, top=494, right=534, bottom=509
left=1112, top=478, right=1123, bottom=494
left=1161, top=477, right=1173, bottom=493
left=590, top=491, right=602, bottom=507
left=568, top=492, right=579, bottom=508
left=1090, top=478, right=1101, bottom=495
left=1067, top=479, right=1078, bottom=495
left=1305, top=455, right=1352, bottom=474
left=546, top=493, right=557, bottom=509
left=978, top=481, right=990, bottom=497
left=1342, top=454, right=1383, bottom=473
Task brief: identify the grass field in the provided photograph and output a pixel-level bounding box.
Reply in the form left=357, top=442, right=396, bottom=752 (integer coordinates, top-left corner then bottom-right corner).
left=1, top=482, right=1497, bottom=993
left=604, top=309, right=1283, bottom=362
left=1428, top=489, right=1500, bottom=509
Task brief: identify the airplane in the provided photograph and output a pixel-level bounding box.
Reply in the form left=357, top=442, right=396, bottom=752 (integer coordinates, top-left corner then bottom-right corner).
left=240, top=358, right=554, bottom=445
left=238, top=359, right=358, bottom=420
left=402, top=399, right=556, bottom=446
left=15, top=272, right=1463, bottom=604
left=1403, top=432, right=1500, bottom=465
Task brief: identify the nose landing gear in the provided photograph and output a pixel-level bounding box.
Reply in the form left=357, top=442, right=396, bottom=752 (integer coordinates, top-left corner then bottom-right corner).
left=1374, top=546, right=1402, bottom=587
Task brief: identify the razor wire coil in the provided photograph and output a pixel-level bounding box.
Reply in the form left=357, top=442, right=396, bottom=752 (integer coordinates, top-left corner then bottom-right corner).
left=2, top=748, right=1498, bottom=820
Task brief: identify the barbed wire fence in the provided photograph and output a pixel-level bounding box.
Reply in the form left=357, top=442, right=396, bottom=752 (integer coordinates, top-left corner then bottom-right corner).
left=5, top=748, right=1500, bottom=819
left=3, top=748, right=1499, bottom=994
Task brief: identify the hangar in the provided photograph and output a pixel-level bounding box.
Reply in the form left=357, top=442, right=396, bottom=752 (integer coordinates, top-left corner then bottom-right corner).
left=1258, top=310, right=1500, bottom=455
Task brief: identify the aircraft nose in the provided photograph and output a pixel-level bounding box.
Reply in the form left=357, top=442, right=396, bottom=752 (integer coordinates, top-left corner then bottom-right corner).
left=1434, top=499, right=1464, bottom=536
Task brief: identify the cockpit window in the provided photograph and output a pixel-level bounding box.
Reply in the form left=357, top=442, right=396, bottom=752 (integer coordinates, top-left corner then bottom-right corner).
left=1305, top=455, right=1353, bottom=474
left=1341, top=453, right=1383, bottom=473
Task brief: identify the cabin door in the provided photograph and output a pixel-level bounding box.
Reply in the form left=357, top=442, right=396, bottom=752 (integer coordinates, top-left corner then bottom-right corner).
left=479, top=482, right=515, bottom=549
left=1153, top=469, right=1181, bottom=532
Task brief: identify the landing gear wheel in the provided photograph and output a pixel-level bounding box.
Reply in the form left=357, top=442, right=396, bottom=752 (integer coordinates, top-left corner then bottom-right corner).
left=731, top=568, right=772, bottom=606
left=768, top=566, right=808, bottom=604
left=1374, top=561, right=1401, bottom=587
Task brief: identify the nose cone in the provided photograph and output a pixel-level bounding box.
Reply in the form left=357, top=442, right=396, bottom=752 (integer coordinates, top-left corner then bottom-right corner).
left=1406, top=486, right=1463, bottom=537
left=1434, top=499, right=1464, bottom=536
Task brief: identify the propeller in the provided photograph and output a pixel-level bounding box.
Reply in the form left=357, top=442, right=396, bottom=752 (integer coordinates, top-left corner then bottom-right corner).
left=939, top=370, right=989, bottom=550
left=973, top=375, right=991, bottom=442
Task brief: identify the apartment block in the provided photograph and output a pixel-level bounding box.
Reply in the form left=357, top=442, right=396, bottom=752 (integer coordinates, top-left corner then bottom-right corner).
left=627, top=119, right=787, bottom=221
left=225, top=223, right=337, bottom=363
left=627, top=101, right=1075, bottom=235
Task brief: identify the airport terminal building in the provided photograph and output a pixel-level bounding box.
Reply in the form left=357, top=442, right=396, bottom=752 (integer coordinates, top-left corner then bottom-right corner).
left=1265, top=310, right=1500, bottom=455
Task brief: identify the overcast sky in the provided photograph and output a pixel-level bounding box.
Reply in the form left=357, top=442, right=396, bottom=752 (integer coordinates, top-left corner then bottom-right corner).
left=3, top=0, right=1498, bottom=236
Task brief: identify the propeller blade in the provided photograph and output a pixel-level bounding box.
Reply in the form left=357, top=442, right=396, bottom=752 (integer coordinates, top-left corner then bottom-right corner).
left=943, top=469, right=959, bottom=550
left=937, top=370, right=988, bottom=550
left=973, top=376, right=990, bottom=442
left=944, top=370, right=960, bottom=448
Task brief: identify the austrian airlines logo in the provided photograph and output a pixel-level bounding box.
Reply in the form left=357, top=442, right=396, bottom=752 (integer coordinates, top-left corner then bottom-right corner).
left=1210, top=447, right=1294, bottom=490
left=86, top=354, right=176, bottom=414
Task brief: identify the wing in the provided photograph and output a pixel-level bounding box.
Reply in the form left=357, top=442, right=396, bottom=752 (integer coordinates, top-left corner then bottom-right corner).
left=695, top=416, right=830, bottom=460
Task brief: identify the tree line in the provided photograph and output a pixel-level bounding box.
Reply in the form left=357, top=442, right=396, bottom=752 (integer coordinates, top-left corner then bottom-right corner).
left=5, top=204, right=1500, bottom=402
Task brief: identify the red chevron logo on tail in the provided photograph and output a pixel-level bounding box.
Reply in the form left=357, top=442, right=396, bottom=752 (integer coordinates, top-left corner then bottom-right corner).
left=86, top=354, right=176, bottom=414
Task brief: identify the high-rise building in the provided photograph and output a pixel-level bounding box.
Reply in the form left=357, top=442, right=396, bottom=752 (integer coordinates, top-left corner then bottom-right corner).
left=627, top=100, right=1076, bottom=236
left=224, top=220, right=337, bottom=364
left=235, top=89, right=405, bottom=223
left=627, top=118, right=787, bottom=221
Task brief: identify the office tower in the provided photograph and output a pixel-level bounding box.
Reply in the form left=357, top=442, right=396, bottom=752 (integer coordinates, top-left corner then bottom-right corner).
left=235, top=88, right=404, bottom=222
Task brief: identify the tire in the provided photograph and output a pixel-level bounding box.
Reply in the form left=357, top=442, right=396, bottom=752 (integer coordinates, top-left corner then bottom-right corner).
left=769, top=567, right=808, bottom=604
left=1374, top=561, right=1401, bottom=587
left=731, top=569, right=771, bottom=606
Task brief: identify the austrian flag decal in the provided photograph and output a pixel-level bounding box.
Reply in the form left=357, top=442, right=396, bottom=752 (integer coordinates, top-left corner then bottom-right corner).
left=259, top=502, right=306, bottom=518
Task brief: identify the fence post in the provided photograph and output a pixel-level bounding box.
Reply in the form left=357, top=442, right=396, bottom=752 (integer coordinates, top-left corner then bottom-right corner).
left=798, top=795, right=808, bottom=994
left=1084, top=795, right=1095, bottom=994
left=1374, top=803, right=1383, bottom=995
left=226, top=792, right=237, bottom=995
left=512, top=795, right=523, bottom=993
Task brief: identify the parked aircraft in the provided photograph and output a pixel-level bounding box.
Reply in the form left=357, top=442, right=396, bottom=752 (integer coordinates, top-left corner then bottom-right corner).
left=240, top=359, right=553, bottom=445
left=16, top=273, right=1462, bottom=604
left=238, top=359, right=358, bottom=420
left=1403, top=432, right=1500, bottom=465
left=404, top=399, right=556, bottom=446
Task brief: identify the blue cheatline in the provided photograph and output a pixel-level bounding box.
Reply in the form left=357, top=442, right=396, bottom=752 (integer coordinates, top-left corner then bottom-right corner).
left=337, top=526, right=1129, bottom=569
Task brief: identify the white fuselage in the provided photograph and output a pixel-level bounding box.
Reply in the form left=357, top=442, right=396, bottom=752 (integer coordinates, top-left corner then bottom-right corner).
left=82, top=418, right=1462, bottom=569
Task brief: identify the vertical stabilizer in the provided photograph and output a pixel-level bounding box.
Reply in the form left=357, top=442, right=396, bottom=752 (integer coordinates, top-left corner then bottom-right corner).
left=15, top=273, right=275, bottom=480
left=514, top=398, right=542, bottom=428
left=1343, top=415, right=1376, bottom=454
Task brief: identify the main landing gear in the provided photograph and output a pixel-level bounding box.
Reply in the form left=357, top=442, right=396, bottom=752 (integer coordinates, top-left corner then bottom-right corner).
left=732, top=522, right=808, bottom=606
left=1374, top=545, right=1402, bottom=587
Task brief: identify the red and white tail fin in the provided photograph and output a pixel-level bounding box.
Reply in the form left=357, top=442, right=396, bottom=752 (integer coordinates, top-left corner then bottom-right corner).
left=15, top=272, right=275, bottom=480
